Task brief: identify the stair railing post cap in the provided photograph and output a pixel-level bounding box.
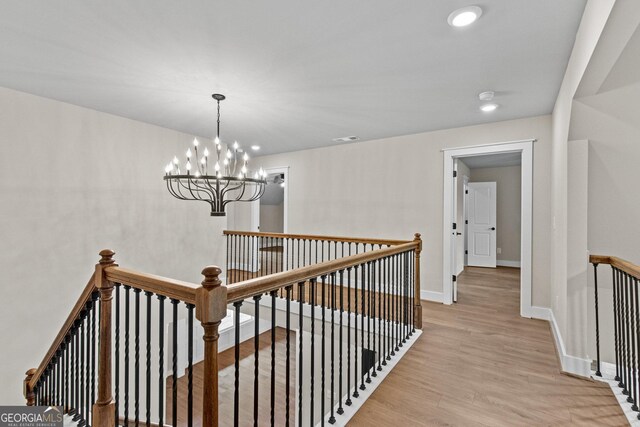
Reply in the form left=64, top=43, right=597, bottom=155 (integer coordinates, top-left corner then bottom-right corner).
left=201, top=266, right=222, bottom=288
left=98, top=249, right=116, bottom=264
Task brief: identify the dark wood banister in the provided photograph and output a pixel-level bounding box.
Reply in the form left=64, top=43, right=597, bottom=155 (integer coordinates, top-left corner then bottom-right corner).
left=590, top=254, right=640, bottom=278
left=227, top=240, right=420, bottom=303
left=223, top=229, right=412, bottom=246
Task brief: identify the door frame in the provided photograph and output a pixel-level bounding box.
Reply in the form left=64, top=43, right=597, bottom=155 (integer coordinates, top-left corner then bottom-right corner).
left=442, top=139, right=534, bottom=317
left=251, top=166, right=290, bottom=233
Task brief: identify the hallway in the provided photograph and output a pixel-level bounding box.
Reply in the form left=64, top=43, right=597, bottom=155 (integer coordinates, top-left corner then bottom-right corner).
left=349, top=267, right=627, bottom=426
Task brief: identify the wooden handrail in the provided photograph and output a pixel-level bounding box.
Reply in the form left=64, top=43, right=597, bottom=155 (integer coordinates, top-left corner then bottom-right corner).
left=104, top=266, right=200, bottom=304
left=28, top=272, right=97, bottom=391
left=223, top=230, right=411, bottom=246
left=590, top=255, right=640, bottom=278
left=227, top=240, right=420, bottom=303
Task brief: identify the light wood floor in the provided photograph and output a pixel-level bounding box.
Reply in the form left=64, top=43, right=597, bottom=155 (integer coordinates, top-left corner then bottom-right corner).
left=348, top=266, right=627, bottom=426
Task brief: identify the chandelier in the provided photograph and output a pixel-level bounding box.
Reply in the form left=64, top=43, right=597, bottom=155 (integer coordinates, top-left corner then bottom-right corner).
left=164, top=94, right=267, bottom=216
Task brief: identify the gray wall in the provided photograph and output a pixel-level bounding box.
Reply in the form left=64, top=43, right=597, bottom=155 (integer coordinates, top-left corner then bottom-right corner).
left=0, top=88, right=227, bottom=403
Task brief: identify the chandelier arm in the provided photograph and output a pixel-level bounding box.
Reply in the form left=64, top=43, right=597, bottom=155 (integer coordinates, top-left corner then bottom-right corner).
left=167, top=179, right=214, bottom=212
left=178, top=177, right=212, bottom=202
left=190, top=177, right=219, bottom=202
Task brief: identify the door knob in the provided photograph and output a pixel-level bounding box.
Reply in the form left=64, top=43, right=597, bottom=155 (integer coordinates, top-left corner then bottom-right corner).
left=490, top=227, right=496, bottom=231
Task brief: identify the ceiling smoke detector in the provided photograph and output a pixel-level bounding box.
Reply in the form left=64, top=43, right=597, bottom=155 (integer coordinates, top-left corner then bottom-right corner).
left=332, top=136, right=360, bottom=143
left=478, top=91, right=495, bottom=101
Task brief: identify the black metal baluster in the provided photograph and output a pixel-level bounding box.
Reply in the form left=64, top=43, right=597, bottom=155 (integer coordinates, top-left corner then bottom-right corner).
left=114, top=285, right=120, bottom=427
left=377, top=257, right=383, bottom=371
left=396, top=253, right=400, bottom=350
left=285, top=285, right=292, bottom=427
left=360, top=262, right=366, bottom=391
left=187, top=303, right=194, bottom=427
left=85, top=303, right=91, bottom=426
left=613, top=268, right=621, bottom=383
left=366, top=261, right=372, bottom=383
left=254, top=294, right=262, bottom=427
left=158, top=295, right=166, bottom=427
left=384, top=256, right=389, bottom=364
left=226, top=232, right=230, bottom=282
left=592, top=263, right=602, bottom=376
left=65, top=337, right=70, bottom=413
left=124, top=285, right=131, bottom=426
left=635, top=276, right=640, bottom=415
left=132, top=289, right=141, bottom=426
left=70, top=329, right=77, bottom=419
left=233, top=300, right=243, bottom=427
left=270, top=290, right=277, bottom=427
left=372, top=259, right=379, bottom=377
left=310, top=278, right=316, bottom=426
left=346, top=265, right=353, bottom=406
left=329, top=272, right=336, bottom=424
left=171, top=299, right=179, bottom=427
left=629, top=273, right=637, bottom=407
left=80, top=312, right=86, bottom=426
left=321, top=274, right=326, bottom=426
left=625, top=272, right=632, bottom=396
left=621, top=269, right=628, bottom=392
left=353, top=263, right=360, bottom=398
left=145, top=291, right=152, bottom=427
left=298, top=280, right=305, bottom=427
left=337, top=269, right=345, bottom=415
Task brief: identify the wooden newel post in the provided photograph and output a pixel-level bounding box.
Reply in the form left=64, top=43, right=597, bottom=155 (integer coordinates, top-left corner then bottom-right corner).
left=24, top=368, right=36, bottom=405
left=92, top=249, right=117, bottom=427
left=196, top=266, right=227, bottom=427
left=413, top=233, right=423, bottom=329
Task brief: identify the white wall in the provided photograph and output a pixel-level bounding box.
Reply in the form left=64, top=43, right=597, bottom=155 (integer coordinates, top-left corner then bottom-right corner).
left=469, top=166, right=522, bottom=265
left=234, top=115, right=553, bottom=307
left=0, top=88, right=227, bottom=403
left=549, top=0, right=615, bottom=365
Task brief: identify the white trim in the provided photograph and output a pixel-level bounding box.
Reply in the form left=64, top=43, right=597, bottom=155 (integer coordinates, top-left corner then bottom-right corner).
left=251, top=166, right=290, bottom=233
left=496, top=260, right=521, bottom=268
left=548, top=308, right=591, bottom=377
left=528, top=306, right=551, bottom=321
left=442, top=140, right=533, bottom=320
left=441, top=138, right=537, bottom=152
left=420, top=290, right=444, bottom=303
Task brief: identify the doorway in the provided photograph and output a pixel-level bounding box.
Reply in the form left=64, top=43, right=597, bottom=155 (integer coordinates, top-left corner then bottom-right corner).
left=251, top=167, right=289, bottom=233
left=443, top=140, right=534, bottom=317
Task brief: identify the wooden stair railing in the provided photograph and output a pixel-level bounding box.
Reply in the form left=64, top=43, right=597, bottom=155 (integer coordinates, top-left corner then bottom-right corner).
left=26, top=232, right=423, bottom=427
left=223, top=229, right=415, bottom=285
left=590, top=254, right=640, bottom=416
left=25, top=249, right=226, bottom=427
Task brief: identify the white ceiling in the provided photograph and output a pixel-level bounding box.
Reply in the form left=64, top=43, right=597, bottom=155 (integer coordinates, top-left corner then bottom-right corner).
left=0, top=1, right=586, bottom=155
left=459, top=152, right=521, bottom=169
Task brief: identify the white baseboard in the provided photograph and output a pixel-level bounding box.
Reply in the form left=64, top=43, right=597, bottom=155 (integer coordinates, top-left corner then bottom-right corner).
left=420, top=290, right=444, bottom=303
left=547, top=308, right=591, bottom=377
left=528, top=305, right=551, bottom=320
left=497, top=259, right=521, bottom=268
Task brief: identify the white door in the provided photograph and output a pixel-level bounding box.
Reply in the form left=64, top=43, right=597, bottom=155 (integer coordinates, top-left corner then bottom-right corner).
left=467, top=182, right=497, bottom=268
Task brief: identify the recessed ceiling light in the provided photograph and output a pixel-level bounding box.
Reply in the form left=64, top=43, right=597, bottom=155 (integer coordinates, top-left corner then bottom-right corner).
left=448, top=6, right=483, bottom=27
left=480, top=103, right=498, bottom=112
left=251, top=145, right=260, bottom=151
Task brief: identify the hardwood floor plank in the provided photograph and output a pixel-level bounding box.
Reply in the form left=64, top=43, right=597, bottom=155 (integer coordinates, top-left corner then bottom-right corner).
left=348, top=266, right=627, bottom=426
